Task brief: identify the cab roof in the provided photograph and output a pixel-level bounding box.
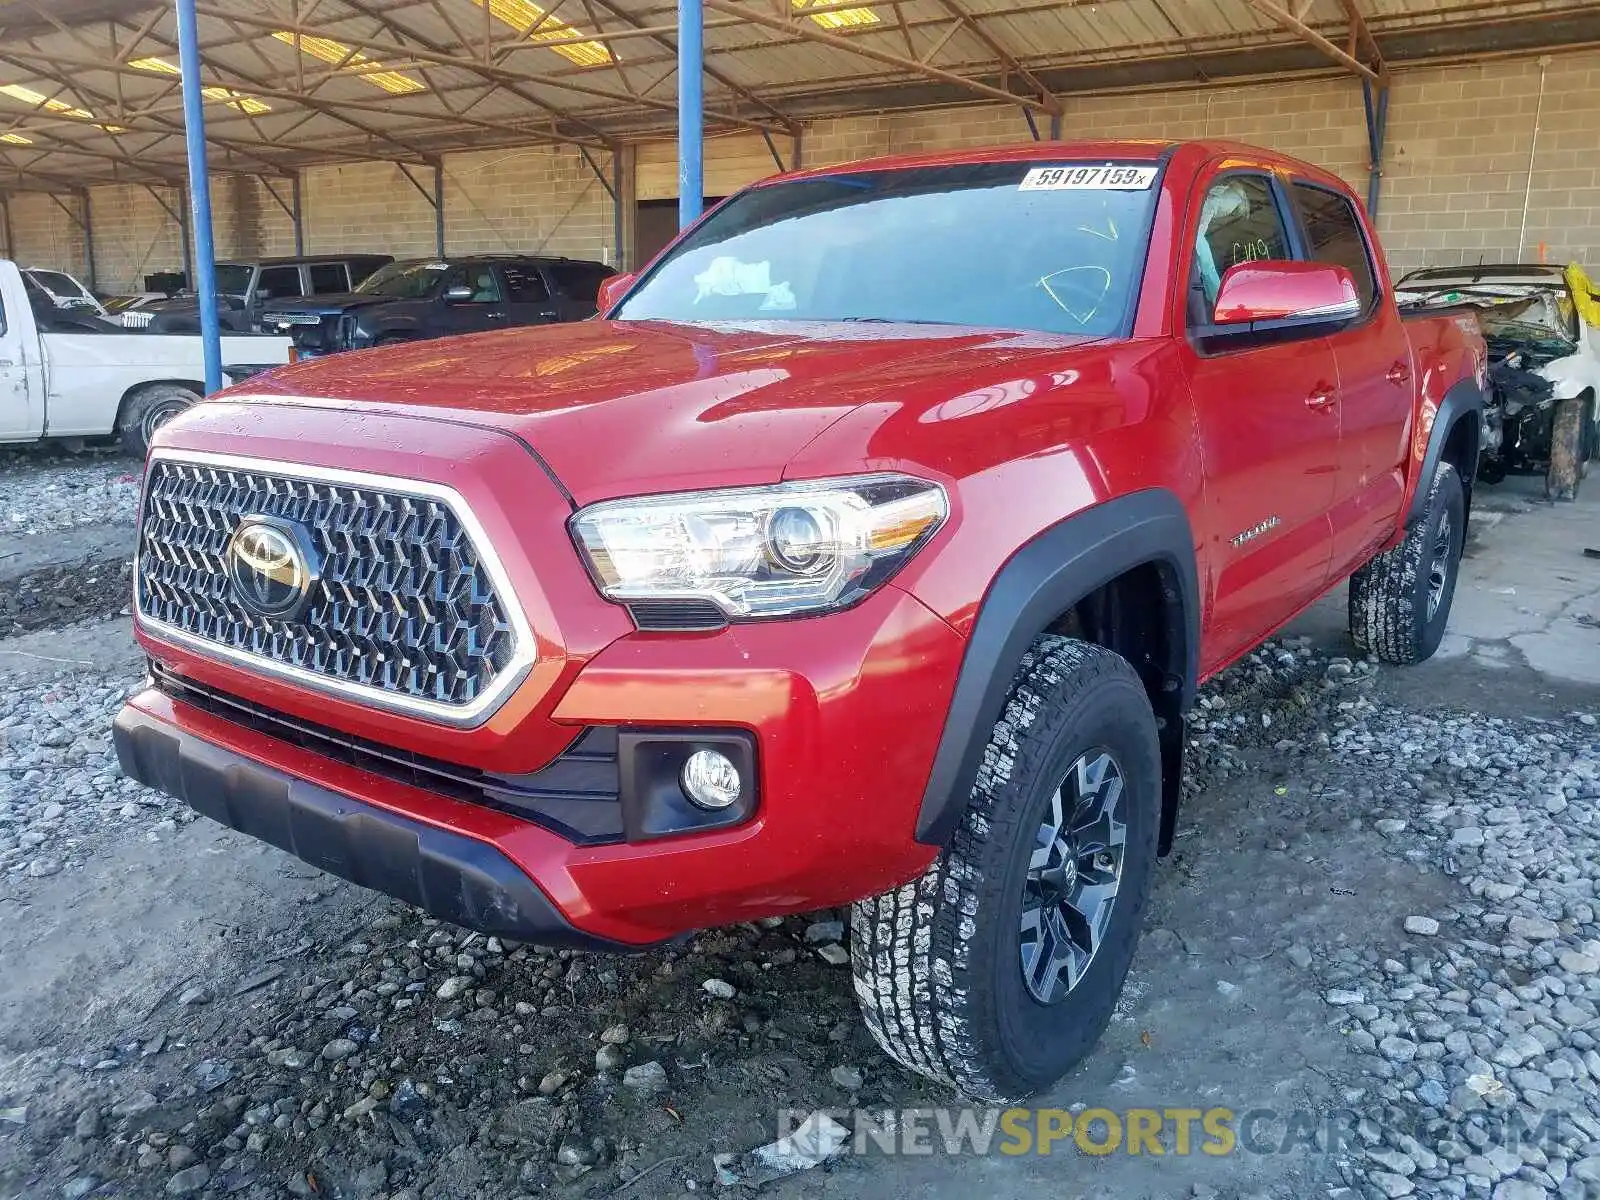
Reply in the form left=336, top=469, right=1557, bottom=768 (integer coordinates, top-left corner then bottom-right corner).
left=766, top=138, right=1351, bottom=194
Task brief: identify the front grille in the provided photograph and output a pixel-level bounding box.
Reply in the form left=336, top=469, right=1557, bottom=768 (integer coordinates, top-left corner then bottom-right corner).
left=136, top=455, right=522, bottom=717
left=153, top=664, right=624, bottom=845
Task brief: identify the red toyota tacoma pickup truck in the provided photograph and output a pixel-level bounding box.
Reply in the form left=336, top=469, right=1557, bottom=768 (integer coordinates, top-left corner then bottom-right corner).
left=115, top=140, right=1486, bottom=1102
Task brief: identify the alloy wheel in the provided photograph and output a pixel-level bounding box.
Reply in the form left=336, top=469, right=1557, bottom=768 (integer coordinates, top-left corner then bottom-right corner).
left=1427, top=509, right=1453, bottom=620
left=1019, top=749, right=1127, bottom=1005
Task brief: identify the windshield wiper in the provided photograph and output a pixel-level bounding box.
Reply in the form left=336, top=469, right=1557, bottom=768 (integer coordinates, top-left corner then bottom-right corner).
left=835, top=316, right=967, bottom=326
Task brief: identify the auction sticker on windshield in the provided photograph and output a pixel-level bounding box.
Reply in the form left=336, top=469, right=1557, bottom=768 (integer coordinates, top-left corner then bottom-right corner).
left=1019, top=164, right=1158, bottom=191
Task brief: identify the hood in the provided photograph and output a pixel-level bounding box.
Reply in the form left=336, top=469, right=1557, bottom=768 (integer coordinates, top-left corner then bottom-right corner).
left=238, top=318, right=1109, bottom=503
left=259, top=293, right=391, bottom=318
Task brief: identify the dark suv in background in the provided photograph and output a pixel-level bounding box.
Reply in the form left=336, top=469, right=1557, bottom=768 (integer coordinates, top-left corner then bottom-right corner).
left=133, top=254, right=393, bottom=333
left=257, top=254, right=617, bottom=356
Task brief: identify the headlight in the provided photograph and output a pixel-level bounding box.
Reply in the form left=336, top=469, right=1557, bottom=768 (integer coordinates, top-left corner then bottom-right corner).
left=570, top=474, right=947, bottom=619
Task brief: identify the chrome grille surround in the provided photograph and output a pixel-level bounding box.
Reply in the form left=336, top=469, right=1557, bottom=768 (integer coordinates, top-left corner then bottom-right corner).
left=134, top=449, right=535, bottom=728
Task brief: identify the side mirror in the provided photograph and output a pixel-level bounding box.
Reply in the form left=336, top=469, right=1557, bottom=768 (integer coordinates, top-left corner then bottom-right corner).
left=253, top=289, right=272, bottom=301
left=444, top=284, right=476, bottom=303
left=1212, top=261, right=1361, bottom=327
left=596, top=271, right=637, bottom=315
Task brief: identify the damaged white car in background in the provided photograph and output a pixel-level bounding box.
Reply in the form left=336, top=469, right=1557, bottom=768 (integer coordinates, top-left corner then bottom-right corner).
left=1396, top=262, right=1600, bottom=498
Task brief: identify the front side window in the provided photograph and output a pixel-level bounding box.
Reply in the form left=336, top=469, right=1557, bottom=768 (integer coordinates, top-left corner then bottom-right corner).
left=616, top=161, right=1163, bottom=336
left=445, top=264, right=503, bottom=303
left=256, top=266, right=303, bottom=300
left=1293, top=183, right=1378, bottom=312
left=1188, top=174, right=1290, bottom=319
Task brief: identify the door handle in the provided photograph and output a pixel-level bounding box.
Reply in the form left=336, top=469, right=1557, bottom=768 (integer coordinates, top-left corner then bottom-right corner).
left=1385, top=360, right=1411, bottom=386
left=1305, top=385, right=1338, bottom=411
left=0, top=359, right=13, bottom=368
left=485, top=311, right=507, bottom=319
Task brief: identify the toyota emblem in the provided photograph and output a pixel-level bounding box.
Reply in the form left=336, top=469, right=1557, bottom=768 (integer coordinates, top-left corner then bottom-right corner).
left=226, top=515, right=319, bottom=621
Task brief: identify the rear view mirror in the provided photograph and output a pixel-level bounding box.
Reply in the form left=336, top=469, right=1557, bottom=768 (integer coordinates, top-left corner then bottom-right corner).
left=1212, top=261, right=1361, bottom=327
left=444, top=285, right=475, bottom=303
left=596, top=271, right=637, bottom=315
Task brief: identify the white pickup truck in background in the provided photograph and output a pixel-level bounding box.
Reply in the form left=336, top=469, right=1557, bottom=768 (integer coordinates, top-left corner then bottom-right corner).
left=0, top=259, right=293, bottom=455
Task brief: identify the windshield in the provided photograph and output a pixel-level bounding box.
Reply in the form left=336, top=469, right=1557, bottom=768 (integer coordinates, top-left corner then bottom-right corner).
left=27, top=270, right=83, bottom=299
left=355, top=260, right=451, bottom=299
left=616, top=161, right=1162, bottom=336
left=214, top=265, right=253, bottom=296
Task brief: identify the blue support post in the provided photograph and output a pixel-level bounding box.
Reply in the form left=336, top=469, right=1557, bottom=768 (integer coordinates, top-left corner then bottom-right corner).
left=176, top=0, right=223, bottom=396
left=677, top=0, right=703, bottom=229
left=1362, top=79, right=1390, bottom=218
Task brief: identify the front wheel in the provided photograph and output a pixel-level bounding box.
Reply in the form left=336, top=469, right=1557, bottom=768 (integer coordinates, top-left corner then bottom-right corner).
left=850, top=637, right=1160, bottom=1102
left=1348, top=461, right=1465, bottom=664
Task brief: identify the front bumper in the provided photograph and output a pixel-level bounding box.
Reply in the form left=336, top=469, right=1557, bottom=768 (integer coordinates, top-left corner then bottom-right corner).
left=122, top=583, right=964, bottom=947
left=113, top=704, right=642, bottom=951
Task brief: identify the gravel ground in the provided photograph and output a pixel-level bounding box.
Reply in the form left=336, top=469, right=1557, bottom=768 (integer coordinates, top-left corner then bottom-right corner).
left=0, top=561, right=134, bottom=637
left=0, top=634, right=1590, bottom=1200
left=0, top=450, right=139, bottom=538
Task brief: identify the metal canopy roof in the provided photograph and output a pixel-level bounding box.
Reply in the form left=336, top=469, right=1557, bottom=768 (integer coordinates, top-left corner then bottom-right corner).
left=0, top=0, right=1596, bottom=191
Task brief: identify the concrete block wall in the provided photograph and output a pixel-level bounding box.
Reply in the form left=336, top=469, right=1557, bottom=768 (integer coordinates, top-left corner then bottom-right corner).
left=443, top=145, right=615, bottom=261
left=85, top=184, right=185, bottom=295
left=4, top=191, right=91, bottom=280
left=8, top=47, right=1600, bottom=289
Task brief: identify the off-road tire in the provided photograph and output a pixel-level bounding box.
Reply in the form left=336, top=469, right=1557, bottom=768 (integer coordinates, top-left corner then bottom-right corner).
left=117, top=383, right=201, bottom=458
left=1348, top=461, right=1465, bottom=664
left=850, top=637, right=1160, bottom=1103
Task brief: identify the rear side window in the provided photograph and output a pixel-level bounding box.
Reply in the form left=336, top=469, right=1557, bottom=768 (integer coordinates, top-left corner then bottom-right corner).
left=1292, top=183, right=1378, bottom=312
left=502, top=264, right=550, bottom=303
left=545, top=262, right=613, bottom=302
left=308, top=263, right=349, bottom=294
left=1188, top=175, right=1290, bottom=319
left=256, top=266, right=303, bottom=300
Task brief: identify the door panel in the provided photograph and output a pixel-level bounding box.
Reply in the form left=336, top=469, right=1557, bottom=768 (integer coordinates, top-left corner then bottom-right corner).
left=0, top=283, right=40, bottom=438
left=436, top=264, right=508, bottom=336
left=500, top=263, right=558, bottom=326
left=1187, top=338, right=1339, bottom=671
left=1181, top=169, right=1339, bottom=673
left=1324, top=301, right=1410, bottom=573
left=1290, top=182, right=1412, bottom=574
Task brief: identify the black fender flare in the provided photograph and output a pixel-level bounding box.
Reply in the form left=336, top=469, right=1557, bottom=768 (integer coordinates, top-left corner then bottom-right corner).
left=913, top=488, right=1200, bottom=847
left=1408, top=377, right=1484, bottom=525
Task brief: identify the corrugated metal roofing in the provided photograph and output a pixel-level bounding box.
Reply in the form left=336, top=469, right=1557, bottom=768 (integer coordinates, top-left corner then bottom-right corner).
left=0, top=0, right=1595, bottom=190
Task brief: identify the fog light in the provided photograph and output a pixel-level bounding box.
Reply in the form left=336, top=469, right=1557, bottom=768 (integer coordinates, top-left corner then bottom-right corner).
left=681, top=749, right=742, bottom=810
